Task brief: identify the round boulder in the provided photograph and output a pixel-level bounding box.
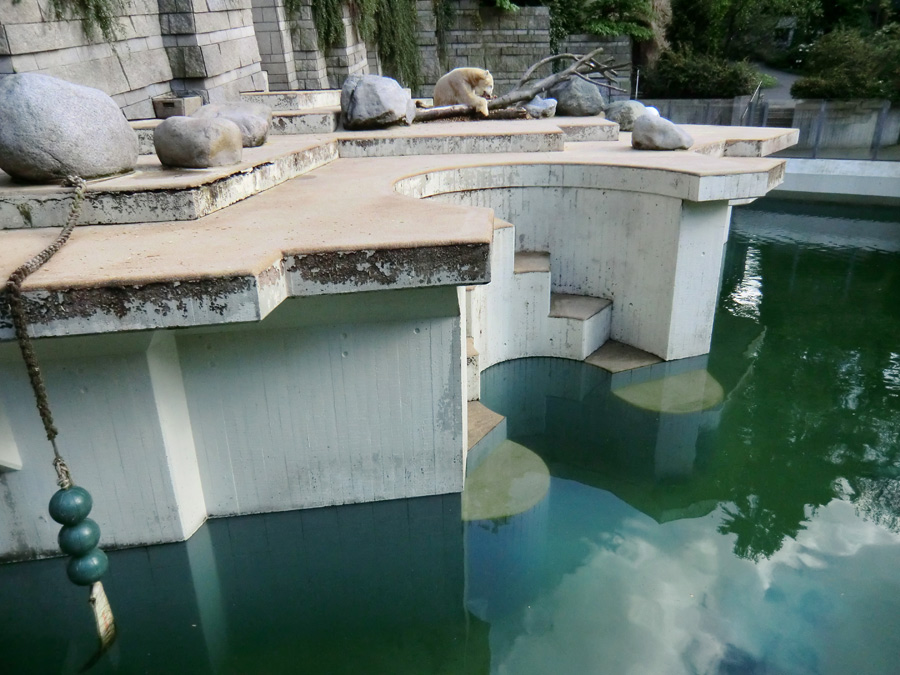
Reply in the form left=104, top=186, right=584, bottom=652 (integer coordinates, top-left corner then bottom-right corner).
left=524, top=96, right=557, bottom=118
left=605, top=100, right=648, bottom=131
left=0, top=73, right=138, bottom=183
left=631, top=115, right=694, bottom=151
left=154, top=116, right=243, bottom=168
left=545, top=77, right=605, bottom=116
left=342, top=74, right=415, bottom=130
left=191, top=102, right=271, bottom=147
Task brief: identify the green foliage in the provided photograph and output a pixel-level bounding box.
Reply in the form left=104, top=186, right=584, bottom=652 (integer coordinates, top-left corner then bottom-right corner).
left=790, top=24, right=900, bottom=102
left=433, top=0, right=455, bottom=69
left=301, top=0, right=422, bottom=88
left=667, top=0, right=823, bottom=57
left=546, top=0, right=655, bottom=53
left=640, top=47, right=760, bottom=97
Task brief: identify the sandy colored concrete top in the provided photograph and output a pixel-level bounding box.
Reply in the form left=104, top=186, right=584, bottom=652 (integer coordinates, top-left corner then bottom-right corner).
left=0, top=121, right=798, bottom=339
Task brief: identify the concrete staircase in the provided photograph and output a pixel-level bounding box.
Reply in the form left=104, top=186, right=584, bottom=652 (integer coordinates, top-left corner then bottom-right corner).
left=466, top=219, right=612, bottom=400
left=240, top=90, right=341, bottom=135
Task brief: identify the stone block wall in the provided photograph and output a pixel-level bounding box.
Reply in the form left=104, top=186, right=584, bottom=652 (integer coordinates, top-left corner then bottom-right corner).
left=417, top=1, right=551, bottom=97
left=0, top=0, right=267, bottom=118
left=250, top=0, right=300, bottom=89
left=0, top=0, right=175, bottom=119
left=561, top=34, right=632, bottom=102
left=159, top=0, right=268, bottom=104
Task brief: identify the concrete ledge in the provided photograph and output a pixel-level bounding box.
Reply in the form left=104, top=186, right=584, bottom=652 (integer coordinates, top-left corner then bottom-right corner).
left=0, top=137, right=338, bottom=228
left=773, top=158, right=900, bottom=206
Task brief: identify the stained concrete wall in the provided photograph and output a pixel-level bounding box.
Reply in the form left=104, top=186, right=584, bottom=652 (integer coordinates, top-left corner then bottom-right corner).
left=0, top=287, right=466, bottom=561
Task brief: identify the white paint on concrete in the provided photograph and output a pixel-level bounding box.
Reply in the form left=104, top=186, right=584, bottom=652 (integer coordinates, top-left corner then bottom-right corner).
left=0, top=401, right=22, bottom=471
left=177, top=288, right=464, bottom=517
left=434, top=183, right=732, bottom=361
left=0, top=333, right=202, bottom=559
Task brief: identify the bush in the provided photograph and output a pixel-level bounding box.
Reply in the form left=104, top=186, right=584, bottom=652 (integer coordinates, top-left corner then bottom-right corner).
left=640, top=48, right=759, bottom=98
left=790, top=25, right=900, bottom=102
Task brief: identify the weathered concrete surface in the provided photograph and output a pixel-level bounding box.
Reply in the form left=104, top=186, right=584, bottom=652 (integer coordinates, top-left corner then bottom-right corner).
left=0, top=137, right=338, bottom=228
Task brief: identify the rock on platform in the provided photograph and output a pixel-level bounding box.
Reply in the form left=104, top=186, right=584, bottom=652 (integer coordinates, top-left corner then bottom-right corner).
left=0, top=73, right=138, bottom=183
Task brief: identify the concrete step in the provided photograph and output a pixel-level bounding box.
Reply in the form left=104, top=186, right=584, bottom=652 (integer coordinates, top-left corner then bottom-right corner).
left=270, top=107, right=340, bottom=135
left=241, top=90, right=342, bottom=111
left=514, top=250, right=550, bottom=274
left=547, top=292, right=612, bottom=361
left=465, top=401, right=508, bottom=475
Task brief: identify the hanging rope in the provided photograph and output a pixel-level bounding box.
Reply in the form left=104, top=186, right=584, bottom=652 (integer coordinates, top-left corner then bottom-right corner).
left=5, top=175, right=85, bottom=488
left=4, top=176, right=116, bottom=657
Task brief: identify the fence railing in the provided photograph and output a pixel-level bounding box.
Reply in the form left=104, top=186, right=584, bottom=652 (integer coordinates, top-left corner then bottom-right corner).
left=640, top=96, right=900, bottom=160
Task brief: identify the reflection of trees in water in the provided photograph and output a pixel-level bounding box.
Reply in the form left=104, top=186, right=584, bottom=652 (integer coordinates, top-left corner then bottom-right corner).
left=709, top=221, right=900, bottom=561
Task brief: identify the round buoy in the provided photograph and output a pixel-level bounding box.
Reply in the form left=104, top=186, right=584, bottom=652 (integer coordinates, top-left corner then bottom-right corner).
left=49, top=486, right=93, bottom=525
left=67, top=548, right=109, bottom=586
left=58, top=518, right=101, bottom=556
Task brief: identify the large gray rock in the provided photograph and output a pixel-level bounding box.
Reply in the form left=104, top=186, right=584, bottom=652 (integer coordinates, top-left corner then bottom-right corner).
left=154, top=116, right=243, bottom=168
left=0, top=73, right=138, bottom=183
left=342, top=74, right=415, bottom=130
left=545, top=77, right=605, bottom=116
left=524, top=96, right=557, bottom=118
left=605, top=100, right=648, bottom=131
left=631, top=115, right=695, bottom=151
left=192, top=102, right=271, bottom=147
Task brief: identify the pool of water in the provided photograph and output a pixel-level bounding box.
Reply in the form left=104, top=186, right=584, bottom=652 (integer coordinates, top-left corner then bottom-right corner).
left=3, top=199, right=899, bottom=674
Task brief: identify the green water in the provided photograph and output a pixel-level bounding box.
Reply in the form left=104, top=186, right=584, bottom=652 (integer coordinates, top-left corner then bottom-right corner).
left=2, top=199, right=899, bottom=674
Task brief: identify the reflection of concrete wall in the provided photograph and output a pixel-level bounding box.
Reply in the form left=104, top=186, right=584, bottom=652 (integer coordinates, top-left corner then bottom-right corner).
left=0, top=494, right=471, bottom=672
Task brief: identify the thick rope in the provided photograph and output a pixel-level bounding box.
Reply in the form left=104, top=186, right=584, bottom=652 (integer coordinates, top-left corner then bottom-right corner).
left=4, top=175, right=86, bottom=489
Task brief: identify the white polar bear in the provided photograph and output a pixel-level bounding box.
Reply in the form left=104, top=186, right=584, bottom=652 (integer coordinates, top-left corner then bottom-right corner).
left=433, top=68, right=494, bottom=117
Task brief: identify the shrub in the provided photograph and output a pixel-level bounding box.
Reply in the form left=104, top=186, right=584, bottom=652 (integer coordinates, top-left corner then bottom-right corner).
left=640, top=48, right=759, bottom=98
left=790, top=25, right=900, bottom=102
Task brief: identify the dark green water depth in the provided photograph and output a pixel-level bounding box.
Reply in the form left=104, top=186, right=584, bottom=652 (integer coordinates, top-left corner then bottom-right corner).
left=2, top=199, right=899, bottom=674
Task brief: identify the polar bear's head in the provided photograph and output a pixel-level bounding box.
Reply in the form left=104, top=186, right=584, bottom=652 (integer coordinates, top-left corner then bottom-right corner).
left=471, top=70, right=494, bottom=99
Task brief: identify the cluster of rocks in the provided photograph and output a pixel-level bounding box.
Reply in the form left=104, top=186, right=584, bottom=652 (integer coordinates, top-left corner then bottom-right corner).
left=0, top=73, right=273, bottom=183
left=154, top=102, right=272, bottom=168
left=539, top=78, right=693, bottom=151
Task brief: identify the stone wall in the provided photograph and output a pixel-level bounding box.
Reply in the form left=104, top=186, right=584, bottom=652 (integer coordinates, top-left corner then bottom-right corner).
left=560, top=34, right=632, bottom=102
left=0, top=0, right=266, bottom=119
left=159, top=0, right=267, bottom=104
left=0, top=0, right=175, bottom=119
left=418, top=1, right=551, bottom=97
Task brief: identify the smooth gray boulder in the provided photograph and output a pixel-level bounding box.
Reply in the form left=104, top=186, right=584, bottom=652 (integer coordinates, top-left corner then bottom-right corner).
left=605, top=100, right=648, bottom=131
left=191, top=102, right=271, bottom=147
left=524, top=96, right=557, bottom=118
left=545, top=77, right=605, bottom=116
left=154, top=116, right=243, bottom=168
left=0, top=73, right=138, bottom=183
left=631, top=115, right=694, bottom=151
left=342, top=74, right=415, bottom=130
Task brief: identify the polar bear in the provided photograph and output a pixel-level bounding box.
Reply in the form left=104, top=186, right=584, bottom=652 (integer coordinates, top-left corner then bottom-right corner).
left=433, top=68, right=494, bottom=117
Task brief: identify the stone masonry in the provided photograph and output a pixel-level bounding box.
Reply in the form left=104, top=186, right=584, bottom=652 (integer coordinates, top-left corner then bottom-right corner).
left=159, top=0, right=267, bottom=104
left=0, top=0, right=632, bottom=116
left=0, top=0, right=175, bottom=119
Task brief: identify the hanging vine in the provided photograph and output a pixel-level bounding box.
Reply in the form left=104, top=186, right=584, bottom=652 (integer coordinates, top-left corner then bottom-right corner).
left=433, top=0, right=454, bottom=70
left=11, top=0, right=126, bottom=43
left=295, top=0, right=422, bottom=88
